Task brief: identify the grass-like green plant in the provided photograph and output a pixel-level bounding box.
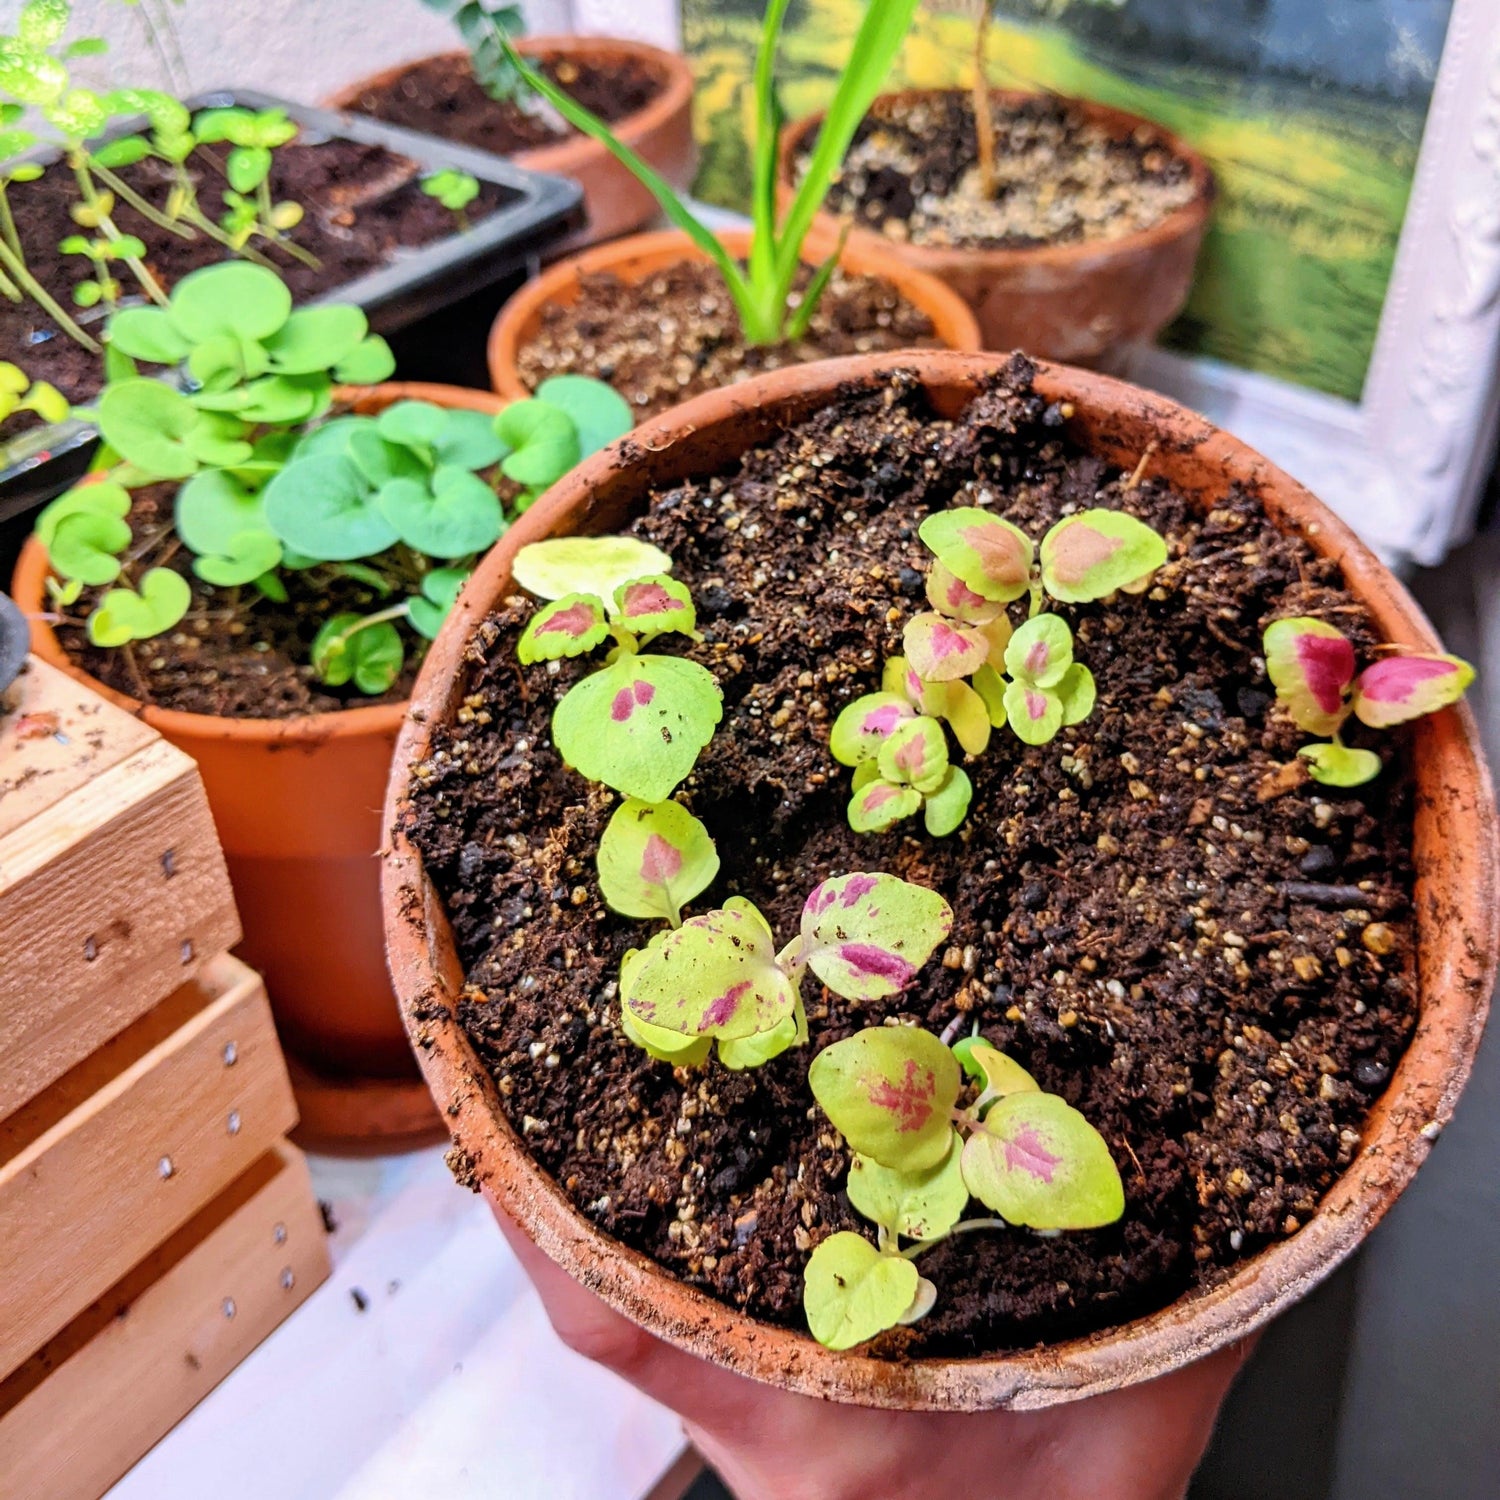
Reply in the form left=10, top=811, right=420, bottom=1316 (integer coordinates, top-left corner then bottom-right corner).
left=419, top=1, right=528, bottom=105
left=33, top=261, right=630, bottom=693
left=830, top=505, right=1166, bottom=836
left=804, top=1026, right=1124, bottom=1349
left=494, top=0, right=920, bottom=344
left=1263, top=617, right=1474, bottom=786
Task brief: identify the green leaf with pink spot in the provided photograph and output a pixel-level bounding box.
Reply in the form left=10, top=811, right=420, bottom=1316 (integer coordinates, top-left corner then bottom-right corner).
left=847, top=776, right=921, bottom=833
left=552, top=653, right=722, bottom=802
left=803, top=1232, right=920, bottom=1350
left=1264, top=617, right=1356, bottom=737
left=1352, top=652, right=1474, bottom=729
left=918, top=508, right=1034, bottom=602
left=790, top=873, right=953, bottom=1002
left=517, top=592, right=609, bottom=663
left=903, top=611, right=990, bottom=682
left=877, top=716, right=948, bottom=791
left=960, top=1092, right=1125, bottom=1229
left=1004, top=613, right=1073, bottom=689
left=614, top=573, right=696, bottom=639
left=829, top=691, right=915, bottom=766
left=925, top=561, right=1003, bottom=624
left=1003, top=679, right=1063, bottom=745
left=718, top=995, right=807, bottom=1071
left=1039, top=509, right=1167, bottom=603
left=619, top=991, right=713, bottom=1065
left=620, top=896, right=798, bottom=1041
left=596, top=797, right=719, bottom=922
left=809, top=1026, right=961, bottom=1172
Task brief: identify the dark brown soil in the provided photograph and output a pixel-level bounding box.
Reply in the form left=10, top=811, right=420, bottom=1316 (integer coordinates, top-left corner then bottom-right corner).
left=401, top=357, right=1418, bottom=1355
left=808, top=91, right=1199, bottom=251
left=0, top=127, right=509, bottom=428
left=515, top=258, right=939, bottom=418
left=344, top=51, right=666, bottom=158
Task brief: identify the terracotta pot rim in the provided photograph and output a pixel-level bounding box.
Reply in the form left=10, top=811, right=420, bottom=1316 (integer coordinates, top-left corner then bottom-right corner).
left=383, top=351, right=1497, bottom=1411
left=12, top=381, right=504, bottom=743
left=324, top=36, right=696, bottom=180
left=485, top=225, right=985, bottom=402
left=778, top=87, right=1215, bottom=273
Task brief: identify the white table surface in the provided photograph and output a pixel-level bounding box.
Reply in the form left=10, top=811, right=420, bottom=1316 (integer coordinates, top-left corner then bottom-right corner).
left=105, top=1146, right=688, bottom=1500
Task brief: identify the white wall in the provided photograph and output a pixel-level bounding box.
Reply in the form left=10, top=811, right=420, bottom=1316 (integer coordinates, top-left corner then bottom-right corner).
left=0, top=0, right=575, bottom=107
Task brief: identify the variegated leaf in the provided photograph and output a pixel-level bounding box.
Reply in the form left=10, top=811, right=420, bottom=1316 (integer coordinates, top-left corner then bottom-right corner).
left=614, top=573, right=696, bottom=639
left=793, top=873, right=954, bottom=1001
left=1003, top=613, right=1074, bottom=689
left=1039, top=509, right=1167, bottom=603
left=1003, top=680, right=1063, bottom=745
left=517, top=592, right=609, bottom=664
left=847, top=777, right=922, bottom=833
left=596, top=797, right=719, bottom=922
left=1352, top=652, right=1475, bottom=729
left=877, top=715, right=949, bottom=792
left=1263, top=617, right=1356, bottom=737
left=925, top=560, right=1003, bottom=623
left=903, top=611, right=990, bottom=682
left=918, top=508, right=1034, bottom=602
left=829, top=691, right=915, bottom=766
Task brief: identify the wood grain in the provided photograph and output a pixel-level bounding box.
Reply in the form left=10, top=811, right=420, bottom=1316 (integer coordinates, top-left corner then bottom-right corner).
left=0, top=735, right=240, bottom=1120
left=0, top=954, right=297, bottom=1380
left=0, top=1142, right=329, bottom=1500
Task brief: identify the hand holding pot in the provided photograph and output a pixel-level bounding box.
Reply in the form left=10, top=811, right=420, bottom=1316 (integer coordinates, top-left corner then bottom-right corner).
left=501, top=1218, right=1253, bottom=1500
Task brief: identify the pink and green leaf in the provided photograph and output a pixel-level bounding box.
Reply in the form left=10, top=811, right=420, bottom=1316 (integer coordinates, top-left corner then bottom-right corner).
left=596, top=796, right=719, bottom=922
left=1352, top=652, right=1475, bottom=729
left=923, top=765, right=973, bottom=837
left=619, top=992, right=713, bottom=1065
left=1003, top=613, right=1074, bottom=689
left=903, top=611, right=990, bottom=682
left=613, top=572, right=697, bottom=639
left=793, top=873, right=954, bottom=1002
left=877, top=715, right=950, bottom=792
left=829, top=691, right=915, bottom=766
left=809, top=1026, right=962, bottom=1172
left=1263, top=617, right=1356, bottom=736
left=718, top=994, right=807, bottom=1071
left=1003, top=680, right=1063, bottom=745
left=1299, top=741, right=1383, bottom=787
left=960, top=1091, right=1125, bottom=1229
left=517, top=592, right=609, bottom=664
left=918, top=508, right=1034, bottom=602
left=848, top=777, right=921, bottom=833
left=620, top=896, right=796, bottom=1040
left=1039, top=510, right=1167, bottom=603
left=925, top=560, right=1003, bottom=624
left=552, top=653, right=722, bottom=803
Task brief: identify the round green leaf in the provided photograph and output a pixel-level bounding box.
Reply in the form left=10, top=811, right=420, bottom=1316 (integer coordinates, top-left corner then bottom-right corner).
left=1039, top=509, right=1168, bottom=604
left=497, top=399, right=581, bottom=489
left=923, top=765, right=972, bottom=837
left=533, top=375, right=633, bottom=458
left=407, top=567, right=469, bottom=640
left=225, top=143, right=271, bottom=193
left=960, top=1092, right=1125, bottom=1230
left=107, top=305, right=192, bottom=365
left=517, top=593, right=609, bottom=664
left=376, top=466, right=504, bottom=559
left=176, top=470, right=282, bottom=586
left=597, top=797, right=719, bottom=923
left=620, top=897, right=797, bottom=1041
left=846, top=1132, right=968, bottom=1241
left=803, top=1232, right=919, bottom=1351
left=331, top=335, right=396, bottom=386
left=262, top=452, right=398, bottom=562
left=1056, top=662, right=1096, bottom=726
left=168, top=262, right=291, bottom=342
left=971, top=663, right=1008, bottom=729
left=92, top=134, right=153, bottom=168
left=1298, top=741, right=1383, bottom=787
left=512, top=535, right=673, bottom=602
left=311, top=613, right=404, bottom=693
left=918, top=508, right=1034, bottom=603
left=262, top=304, right=368, bottom=375
left=96, top=380, right=206, bottom=479
left=87, top=567, right=190, bottom=646
left=619, top=995, right=713, bottom=1066
left=794, top=873, right=953, bottom=1003
left=552, top=653, right=721, bottom=803
left=19, top=1, right=69, bottom=49
left=1003, top=680, right=1063, bottom=746
left=1004, top=613, right=1074, bottom=690
left=717, top=995, right=807, bottom=1071
left=46, top=509, right=131, bottom=585
left=809, top=1027, right=961, bottom=1173
left=876, top=715, right=948, bottom=793
left=847, top=776, right=921, bottom=833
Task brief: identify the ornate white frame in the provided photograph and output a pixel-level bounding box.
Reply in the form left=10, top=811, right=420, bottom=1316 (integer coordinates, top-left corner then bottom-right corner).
left=568, top=0, right=1500, bottom=565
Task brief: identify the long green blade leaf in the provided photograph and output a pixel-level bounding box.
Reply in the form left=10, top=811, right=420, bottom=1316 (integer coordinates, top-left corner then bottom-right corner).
left=773, top=0, right=920, bottom=297
left=498, top=38, right=753, bottom=314
left=749, top=0, right=794, bottom=289
left=784, top=224, right=850, bottom=341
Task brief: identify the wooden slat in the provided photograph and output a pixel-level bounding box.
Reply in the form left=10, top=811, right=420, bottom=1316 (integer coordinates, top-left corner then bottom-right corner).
left=0, top=954, right=297, bottom=1379
left=0, top=735, right=241, bottom=1120
left=0, top=659, right=156, bottom=842
left=0, top=1142, right=329, bottom=1500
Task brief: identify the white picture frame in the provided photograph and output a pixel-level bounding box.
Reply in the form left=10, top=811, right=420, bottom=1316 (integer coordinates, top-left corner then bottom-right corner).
left=570, top=0, right=1500, bottom=566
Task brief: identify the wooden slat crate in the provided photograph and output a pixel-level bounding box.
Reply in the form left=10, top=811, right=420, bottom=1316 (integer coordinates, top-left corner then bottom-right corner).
left=0, top=1142, right=329, bottom=1500
left=0, top=953, right=299, bottom=1379
left=0, top=659, right=241, bottom=1119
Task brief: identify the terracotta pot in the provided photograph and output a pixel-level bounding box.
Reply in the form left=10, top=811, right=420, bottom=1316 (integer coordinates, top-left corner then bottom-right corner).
left=382, top=351, right=1497, bottom=1411
left=778, top=91, right=1214, bottom=366
left=327, top=36, right=698, bottom=250
left=486, top=226, right=984, bottom=401
left=14, top=382, right=504, bottom=1085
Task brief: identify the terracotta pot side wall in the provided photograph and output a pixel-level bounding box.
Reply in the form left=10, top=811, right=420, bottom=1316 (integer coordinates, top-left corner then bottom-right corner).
left=383, top=352, right=1497, bottom=1410
left=776, top=91, right=1214, bottom=364
left=486, top=226, right=985, bottom=401
left=15, top=382, right=506, bottom=1080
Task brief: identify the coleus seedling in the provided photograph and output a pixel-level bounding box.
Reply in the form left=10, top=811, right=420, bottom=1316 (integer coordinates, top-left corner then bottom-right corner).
left=514, top=535, right=722, bottom=804
left=618, top=871, right=953, bottom=1072
left=1263, top=616, right=1475, bottom=786
left=803, top=1027, right=1124, bottom=1349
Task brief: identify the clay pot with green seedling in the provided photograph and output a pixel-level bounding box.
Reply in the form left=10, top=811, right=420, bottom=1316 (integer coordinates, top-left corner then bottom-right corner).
left=385, top=348, right=1496, bottom=1409
left=331, top=5, right=697, bottom=251
left=14, top=259, right=632, bottom=1145
left=485, top=0, right=981, bottom=415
